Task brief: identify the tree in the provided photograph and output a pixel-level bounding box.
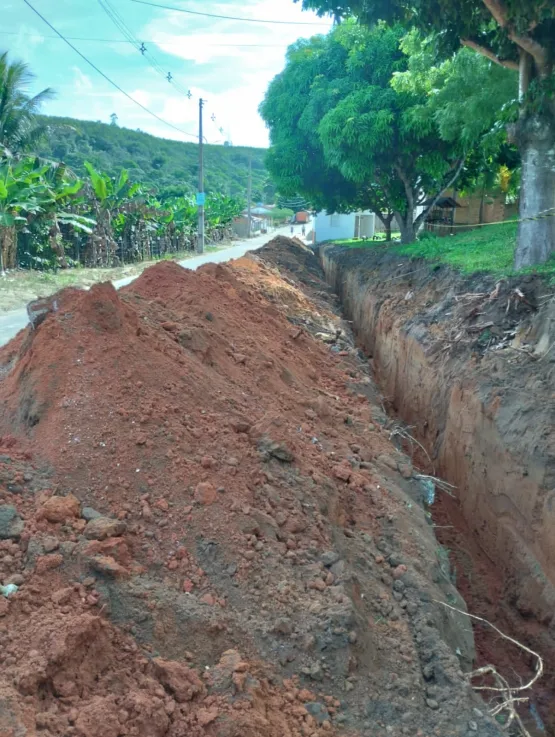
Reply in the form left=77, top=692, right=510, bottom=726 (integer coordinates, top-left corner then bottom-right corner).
left=262, top=23, right=507, bottom=243
left=0, top=51, right=54, bottom=158
left=261, top=30, right=406, bottom=238
left=110, top=113, right=118, bottom=127
left=298, top=0, right=555, bottom=267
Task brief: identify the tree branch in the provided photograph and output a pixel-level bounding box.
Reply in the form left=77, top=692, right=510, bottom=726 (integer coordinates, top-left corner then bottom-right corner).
left=394, top=163, right=414, bottom=214
left=413, top=159, right=465, bottom=231
left=481, top=0, right=548, bottom=73
left=461, top=39, right=518, bottom=71
left=481, top=0, right=508, bottom=28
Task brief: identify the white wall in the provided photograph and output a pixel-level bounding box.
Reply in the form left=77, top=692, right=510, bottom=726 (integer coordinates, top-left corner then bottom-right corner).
left=315, top=211, right=375, bottom=243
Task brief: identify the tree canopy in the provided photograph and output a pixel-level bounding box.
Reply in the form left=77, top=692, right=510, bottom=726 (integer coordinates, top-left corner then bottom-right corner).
left=0, top=51, right=54, bottom=157
left=297, top=0, right=555, bottom=266
left=261, top=22, right=516, bottom=242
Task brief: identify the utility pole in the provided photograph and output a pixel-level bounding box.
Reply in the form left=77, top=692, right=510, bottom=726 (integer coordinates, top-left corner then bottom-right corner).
left=246, top=155, right=252, bottom=238
left=197, top=98, right=205, bottom=254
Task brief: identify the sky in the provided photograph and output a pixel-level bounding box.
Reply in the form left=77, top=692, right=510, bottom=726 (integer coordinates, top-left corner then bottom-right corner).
left=2, top=0, right=332, bottom=148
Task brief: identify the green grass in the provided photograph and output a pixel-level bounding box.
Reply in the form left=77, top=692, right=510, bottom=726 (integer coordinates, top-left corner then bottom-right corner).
left=333, top=221, right=555, bottom=281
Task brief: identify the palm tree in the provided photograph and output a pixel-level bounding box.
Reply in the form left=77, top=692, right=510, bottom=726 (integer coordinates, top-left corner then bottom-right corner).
left=0, top=51, right=54, bottom=158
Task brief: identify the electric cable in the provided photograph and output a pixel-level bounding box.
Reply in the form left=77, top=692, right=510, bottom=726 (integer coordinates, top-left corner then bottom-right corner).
left=21, top=0, right=198, bottom=140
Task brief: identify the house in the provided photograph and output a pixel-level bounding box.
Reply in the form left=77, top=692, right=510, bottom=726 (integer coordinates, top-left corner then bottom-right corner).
left=232, top=215, right=266, bottom=238
left=314, top=211, right=375, bottom=243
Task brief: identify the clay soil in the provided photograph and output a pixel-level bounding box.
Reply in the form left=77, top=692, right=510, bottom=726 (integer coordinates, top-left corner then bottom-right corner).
left=0, top=237, right=503, bottom=737
left=322, top=243, right=555, bottom=736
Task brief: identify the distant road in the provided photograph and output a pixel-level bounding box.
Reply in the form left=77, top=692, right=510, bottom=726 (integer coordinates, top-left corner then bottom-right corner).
left=0, top=226, right=296, bottom=348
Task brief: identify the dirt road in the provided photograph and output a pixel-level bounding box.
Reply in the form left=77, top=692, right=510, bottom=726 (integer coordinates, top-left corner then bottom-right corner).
left=0, top=226, right=297, bottom=346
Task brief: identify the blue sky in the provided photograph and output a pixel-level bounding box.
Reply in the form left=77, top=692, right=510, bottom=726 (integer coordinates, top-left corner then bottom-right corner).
left=2, top=0, right=332, bottom=147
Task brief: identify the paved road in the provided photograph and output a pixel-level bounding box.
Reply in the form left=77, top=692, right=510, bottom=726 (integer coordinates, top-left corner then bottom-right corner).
left=0, top=225, right=297, bottom=347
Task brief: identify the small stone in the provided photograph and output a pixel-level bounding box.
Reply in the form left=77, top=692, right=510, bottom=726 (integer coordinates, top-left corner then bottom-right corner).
left=392, top=565, right=408, bottom=580
left=304, top=702, right=330, bottom=725
left=0, top=505, right=24, bottom=539
left=375, top=555, right=384, bottom=564
left=82, top=507, right=102, bottom=521
left=309, top=579, right=326, bottom=592
left=426, top=699, right=439, bottom=710
left=194, top=482, right=216, bottom=506
left=332, top=462, right=352, bottom=482
left=348, top=631, right=358, bottom=644
left=35, top=553, right=63, bottom=575
left=89, top=555, right=129, bottom=578
left=398, top=462, right=413, bottom=479
left=42, top=536, right=60, bottom=553
left=243, top=550, right=256, bottom=561
left=84, top=517, right=127, bottom=541
left=309, top=662, right=323, bottom=682
left=182, top=578, right=194, bottom=593
left=5, top=573, right=24, bottom=586
left=200, top=593, right=215, bottom=606
left=39, top=494, right=80, bottom=523
left=321, top=550, right=340, bottom=567
left=232, top=420, right=250, bottom=433
left=154, top=499, right=169, bottom=511
left=268, top=442, right=294, bottom=463
left=468, top=721, right=478, bottom=732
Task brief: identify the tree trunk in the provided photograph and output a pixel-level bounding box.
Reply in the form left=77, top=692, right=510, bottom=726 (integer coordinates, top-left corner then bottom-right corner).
left=384, top=220, right=392, bottom=242
left=49, top=221, right=68, bottom=268
left=0, top=225, right=17, bottom=270
left=514, top=113, right=555, bottom=269
left=375, top=212, right=394, bottom=241
left=395, top=211, right=416, bottom=244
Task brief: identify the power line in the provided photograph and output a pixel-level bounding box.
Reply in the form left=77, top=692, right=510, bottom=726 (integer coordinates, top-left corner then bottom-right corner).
left=97, top=0, right=229, bottom=145
left=21, top=0, right=197, bottom=140
left=96, top=0, right=192, bottom=98
left=130, top=0, right=333, bottom=26
left=0, top=30, right=289, bottom=47
left=95, top=0, right=230, bottom=144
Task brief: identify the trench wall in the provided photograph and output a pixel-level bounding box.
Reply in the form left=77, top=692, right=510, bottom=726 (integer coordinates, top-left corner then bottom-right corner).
left=321, top=248, right=555, bottom=641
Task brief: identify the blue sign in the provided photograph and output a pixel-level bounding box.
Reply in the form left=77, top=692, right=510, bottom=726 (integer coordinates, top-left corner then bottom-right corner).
left=196, top=192, right=206, bottom=206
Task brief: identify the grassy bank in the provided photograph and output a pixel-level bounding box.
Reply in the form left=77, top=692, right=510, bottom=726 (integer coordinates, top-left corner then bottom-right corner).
left=334, top=222, right=555, bottom=281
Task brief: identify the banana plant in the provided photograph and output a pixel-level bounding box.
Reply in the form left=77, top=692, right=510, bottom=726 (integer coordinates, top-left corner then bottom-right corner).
left=84, top=162, right=142, bottom=265
left=0, top=157, right=48, bottom=271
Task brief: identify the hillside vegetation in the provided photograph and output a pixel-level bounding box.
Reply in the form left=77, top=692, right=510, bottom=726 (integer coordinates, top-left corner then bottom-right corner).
left=36, top=116, right=270, bottom=202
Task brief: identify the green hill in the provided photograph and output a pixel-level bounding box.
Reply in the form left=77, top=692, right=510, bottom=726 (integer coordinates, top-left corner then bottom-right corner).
left=36, top=116, right=272, bottom=202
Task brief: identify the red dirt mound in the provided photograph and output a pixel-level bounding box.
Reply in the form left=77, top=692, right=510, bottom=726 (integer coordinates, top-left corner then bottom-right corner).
left=0, top=251, right=504, bottom=737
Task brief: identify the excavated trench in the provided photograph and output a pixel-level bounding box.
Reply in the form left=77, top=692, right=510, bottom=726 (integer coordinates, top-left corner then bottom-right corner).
left=320, top=243, right=555, bottom=736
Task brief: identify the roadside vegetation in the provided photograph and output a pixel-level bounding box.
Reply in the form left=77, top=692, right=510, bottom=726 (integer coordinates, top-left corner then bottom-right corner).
left=265, top=0, right=554, bottom=268
left=333, top=221, right=555, bottom=281
left=0, top=52, right=247, bottom=275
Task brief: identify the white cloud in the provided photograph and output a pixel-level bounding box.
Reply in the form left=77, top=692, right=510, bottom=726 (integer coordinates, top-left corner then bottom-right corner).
left=135, top=0, right=332, bottom=146
left=72, top=66, right=93, bottom=92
